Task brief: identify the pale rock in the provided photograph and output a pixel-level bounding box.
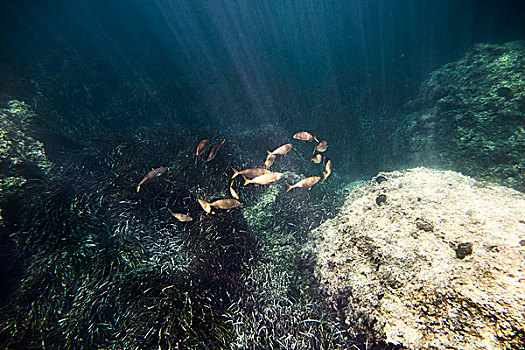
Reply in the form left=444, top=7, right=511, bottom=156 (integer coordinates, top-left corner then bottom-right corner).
left=311, top=167, right=525, bottom=349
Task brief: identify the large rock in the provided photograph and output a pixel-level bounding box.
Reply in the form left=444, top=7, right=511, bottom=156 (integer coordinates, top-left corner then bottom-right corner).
left=312, top=167, right=525, bottom=349
left=0, top=100, right=54, bottom=198
left=393, top=41, right=525, bottom=192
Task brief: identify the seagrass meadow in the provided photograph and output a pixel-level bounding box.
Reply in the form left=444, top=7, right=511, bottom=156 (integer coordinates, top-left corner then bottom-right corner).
left=0, top=105, right=369, bottom=349
left=1, top=1, right=525, bottom=349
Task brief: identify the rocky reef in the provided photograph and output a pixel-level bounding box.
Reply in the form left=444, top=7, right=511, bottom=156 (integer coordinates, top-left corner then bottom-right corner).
left=393, top=40, right=525, bottom=192
left=311, top=167, right=525, bottom=349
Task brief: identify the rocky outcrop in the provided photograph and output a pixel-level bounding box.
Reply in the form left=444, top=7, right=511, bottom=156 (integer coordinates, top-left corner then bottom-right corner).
left=0, top=100, right=54, bottom=198
left=312, top=167, right=525, bottom=349
left=393, top=41, right=525, bottom=192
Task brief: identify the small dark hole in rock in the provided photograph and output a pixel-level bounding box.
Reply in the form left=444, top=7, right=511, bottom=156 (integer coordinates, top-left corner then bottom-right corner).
left=416, top=219, right=434, bottom=232
left=376, top=175, right=387, bottom=184
left=456, top=242, right=473, bottom=259
left=486, top=245, right=499, bottom=252
left=519, top=240, right=525, bottom=246
left=376, top=194, right=387, bottom=206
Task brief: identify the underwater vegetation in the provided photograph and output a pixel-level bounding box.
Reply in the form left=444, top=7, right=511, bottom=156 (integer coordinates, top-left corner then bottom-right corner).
left=0, top=98, right=374, bottom=349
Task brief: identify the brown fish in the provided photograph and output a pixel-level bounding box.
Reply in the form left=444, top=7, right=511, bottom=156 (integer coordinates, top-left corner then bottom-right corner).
left=243, top=172, right=283, bottom=186
left=286, top=176, right=321, bottom=192
left=293, top=131, right=318, bottom=142
left=205, top=138, right=226, bottom=162
left=197, top=196, right=215, bottom=214
left=137, top=167, right=167, bottom=192
left=310, top=154, right=322, bottom=164
left=270, top=143, right=292, bottom=156
left=322, top=157, right=332, bottom=182
left=231, top=167, right=271, bottom=179
left=313, top=140, right=328, bottom=154
left=195, top=139, right=209, bottom=164
left=230, top=181, right=239, bottom=200
left=168, top=208, right=193, bottom=222
left=262, top=153, right=276, bottom=169
left=209, top=198, right=242, bottom=209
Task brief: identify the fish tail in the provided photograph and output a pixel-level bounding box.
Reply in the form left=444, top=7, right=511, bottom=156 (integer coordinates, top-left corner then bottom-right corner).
left=286, top=184, right=293, bottom=193
left=195, top=156, right=198, bottom=165
left=243, top=175, right=250, bottom=186
left=314, top=133, right=319, bottom=143
left=137, top=185, right=141, bottom=192
left=221, top=138, right=226, bottom=145
left=267, top=150, right=272, bottom=155
left=232, top=167, right=239, bottom=179
left=313, top=148, right=316, bottom=155
left=322, top=172, right=328, bottom=183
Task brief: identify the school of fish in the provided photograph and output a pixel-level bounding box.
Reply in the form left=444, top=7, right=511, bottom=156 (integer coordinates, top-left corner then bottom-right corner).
left=135, top=131, right=332, bottom=222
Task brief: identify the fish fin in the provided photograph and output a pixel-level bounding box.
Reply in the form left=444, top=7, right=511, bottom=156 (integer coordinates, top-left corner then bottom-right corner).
left=231, top=168, right=239, bottom=179
left=322, top=172, right=328, bottom=183
left=195, top=156, right=198, bottom=165
left=220, top=138, right=226, bottom=145
left=314, top=133, right=319, bottom=143
left=137, top=185, right=141, bottom=192
left=267, top=150, right=272, bottom=155
left=286, top=184, right=293, bottom=193
left=313, top=148, right=316, bottom=154
left=243, top=175, right=250, bottom=186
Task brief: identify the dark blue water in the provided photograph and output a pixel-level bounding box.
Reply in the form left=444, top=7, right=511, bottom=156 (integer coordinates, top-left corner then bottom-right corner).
left=2, top=0, right=524, bottom=127
left=0, top=1, right=524, bottom=349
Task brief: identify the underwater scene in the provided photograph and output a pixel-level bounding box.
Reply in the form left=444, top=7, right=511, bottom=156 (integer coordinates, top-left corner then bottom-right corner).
left=0, top=0, right=524, bottom=349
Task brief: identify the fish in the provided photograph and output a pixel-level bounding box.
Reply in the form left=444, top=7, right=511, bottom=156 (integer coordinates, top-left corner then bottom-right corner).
left=231, top=167, right=271, bottom=179
left=293, top=131, right=318, bottom=142
left=197, top=196, right=215, bottom=214
left=270, top=143, right=292, bottom=156
left=243, top=172, right=283, bottom=186
left=322, top=157, right=332, bottom=182
left=262, top=153, right=276, bottom=169
left=286, top=176, right=321, bottom=192
left=205, top=138, right=226, bottom=162
left=230, top=181, right=239, bottom=200
left=195, top=139, right=209, bottom=164
left=137, top=167, right=167, bottom=192
left=168, top=208, right=193, bottom=222
left=310, top=154, right=322, bottom=164
left=313, top=140, right=328, bottom=153
left=209, top=198, right=242, bottom=209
